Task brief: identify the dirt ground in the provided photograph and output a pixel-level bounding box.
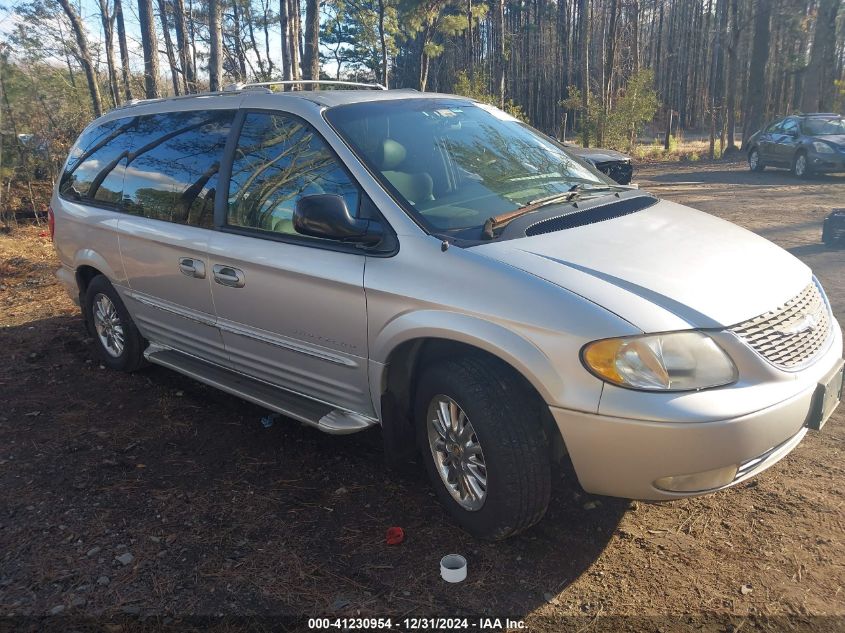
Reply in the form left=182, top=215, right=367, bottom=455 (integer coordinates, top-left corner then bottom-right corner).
left=1, top=161, right=844, bottom=633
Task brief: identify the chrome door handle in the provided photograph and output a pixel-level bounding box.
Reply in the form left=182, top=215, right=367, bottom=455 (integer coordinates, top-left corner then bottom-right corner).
left=178, top=257, right=206, bottom=279
left=212, top=264, right=245, bottom=288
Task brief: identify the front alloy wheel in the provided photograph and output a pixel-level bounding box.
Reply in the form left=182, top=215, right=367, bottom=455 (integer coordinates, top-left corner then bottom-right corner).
left=792, top=152, right=809, bottom=178
left=427, top=395, right=488, bottom=511
left=415, top=356, right=551, bottom=540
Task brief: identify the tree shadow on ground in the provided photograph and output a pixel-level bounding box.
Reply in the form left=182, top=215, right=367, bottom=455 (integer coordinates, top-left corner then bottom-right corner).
left=0, top=315, right=626, bottom=624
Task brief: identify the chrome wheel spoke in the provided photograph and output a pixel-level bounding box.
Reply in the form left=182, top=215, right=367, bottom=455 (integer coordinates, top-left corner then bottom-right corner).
left=426, top=394, right=488, bottom=511
left=92, top=293, right=124, bottom=358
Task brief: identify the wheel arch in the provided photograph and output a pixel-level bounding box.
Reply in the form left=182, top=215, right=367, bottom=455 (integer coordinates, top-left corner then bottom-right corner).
left=372, top=313, right=566, bottom=465
left=73, top=249, right=120, bottom=296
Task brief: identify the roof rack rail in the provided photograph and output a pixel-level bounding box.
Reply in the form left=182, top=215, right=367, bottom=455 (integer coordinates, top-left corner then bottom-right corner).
left=224, top=80, right=387, bottom=92
left=111, top=89, right=253, bottom=111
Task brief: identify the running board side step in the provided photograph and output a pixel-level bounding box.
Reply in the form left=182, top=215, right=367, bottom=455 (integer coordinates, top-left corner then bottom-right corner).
left=145, top=348, right=377, bottom=435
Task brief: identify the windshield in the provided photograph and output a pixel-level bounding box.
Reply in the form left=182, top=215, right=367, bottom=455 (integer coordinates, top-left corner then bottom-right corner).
left=325, top=99, right=613, bottom=235
left=803, top=117, right=845, bottom=136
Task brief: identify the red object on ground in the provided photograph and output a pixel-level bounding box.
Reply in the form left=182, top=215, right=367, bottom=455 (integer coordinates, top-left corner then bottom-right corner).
left=386, top=526, right=404, bottom=545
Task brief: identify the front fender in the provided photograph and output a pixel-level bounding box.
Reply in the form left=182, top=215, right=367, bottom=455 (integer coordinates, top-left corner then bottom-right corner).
left=370, top=309, right=566, bottom=407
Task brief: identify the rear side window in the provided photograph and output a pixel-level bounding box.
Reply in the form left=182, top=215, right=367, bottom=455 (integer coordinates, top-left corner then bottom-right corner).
left=60, top=118, right=134, bottom=207
left=122, top=110, right=235, bottom=227
left=226, top=112, right=360, bottom=236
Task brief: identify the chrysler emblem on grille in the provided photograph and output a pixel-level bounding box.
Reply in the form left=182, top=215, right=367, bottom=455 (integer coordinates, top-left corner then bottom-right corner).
left=775, top=312, right=818, bottom=337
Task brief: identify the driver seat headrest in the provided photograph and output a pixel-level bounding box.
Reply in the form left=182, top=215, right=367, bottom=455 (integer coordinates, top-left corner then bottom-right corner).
left=379, top=138, right=407, bottom=170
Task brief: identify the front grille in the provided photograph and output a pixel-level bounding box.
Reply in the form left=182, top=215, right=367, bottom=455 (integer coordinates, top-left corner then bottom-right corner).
left=729, top=282, right=832, bottom=370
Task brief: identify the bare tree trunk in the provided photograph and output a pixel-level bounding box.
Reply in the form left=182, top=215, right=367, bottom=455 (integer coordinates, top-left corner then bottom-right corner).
left=291, top=0, right=303, bottom=81
left=302, top=0, right=320, bottom=81
left=231, top=1, right=248, bottom=81
left=280, top=0, right=292, bottom=80
left=57, top=0, right=103, bottom=116
left=743, top=0, right=770, bottom=147
left=419, top=25, right=432, bottom=91
left=604, top=0, right=618, bottom=110
left=465, top=0, right=474, bottom=79
left=579, top=0, right=590, bottom=147
left=114, top=0, right=133, bottom=99
left=138, top=0, right=160, bottom=98
left=378, top=0, right=389, bottom=87
left=97, top=0, right=120, bottom=107
left=173, top=0, right=195, bottom=92
left=802, top=0, right=839, bottom=112
left=208, top=0, right=223, bottom=90
left=289, top=0, right=302, bottom=81
left=494, top=0, right=505, bottom=108
left=725, top=0, right=739, bottom=152
left=157, top=0, right=182, bottom=95
left=631, top=0, right=639, bottom=74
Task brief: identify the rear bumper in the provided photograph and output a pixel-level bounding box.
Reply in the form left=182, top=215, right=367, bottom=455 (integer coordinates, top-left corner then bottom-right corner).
left=550, top=371, right=831, bottom=500
left=56, top=265, right=79, bottom=306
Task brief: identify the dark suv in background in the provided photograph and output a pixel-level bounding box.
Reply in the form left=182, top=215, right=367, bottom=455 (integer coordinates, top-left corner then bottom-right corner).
left=746, top=113, right=845, bottom=178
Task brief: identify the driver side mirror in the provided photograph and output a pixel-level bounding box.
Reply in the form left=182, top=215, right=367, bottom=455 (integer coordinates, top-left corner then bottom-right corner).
left=294, top=194, right=383, bottom=246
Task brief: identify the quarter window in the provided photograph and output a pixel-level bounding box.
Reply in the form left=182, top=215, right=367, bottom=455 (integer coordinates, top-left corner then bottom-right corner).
left=59, top=118, right=134, bottom=207
left=227, top=112, right=360, bottom=236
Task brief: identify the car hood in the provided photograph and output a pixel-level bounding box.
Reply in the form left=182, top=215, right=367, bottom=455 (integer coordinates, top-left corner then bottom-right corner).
left=564, top=145, right=631, bottom=162
left=814, top=134, right=845, bottom=146
left=472, top=198, right=810, bottom=332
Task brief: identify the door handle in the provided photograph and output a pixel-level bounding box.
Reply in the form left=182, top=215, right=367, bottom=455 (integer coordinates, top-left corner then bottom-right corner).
left=178, top=257, right=206, bottom=279
left=212, top=264, right=245, bottom=288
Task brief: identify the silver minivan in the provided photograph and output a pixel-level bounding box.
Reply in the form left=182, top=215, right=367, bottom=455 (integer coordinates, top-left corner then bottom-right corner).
left=51, top=82, right=843, bottom=539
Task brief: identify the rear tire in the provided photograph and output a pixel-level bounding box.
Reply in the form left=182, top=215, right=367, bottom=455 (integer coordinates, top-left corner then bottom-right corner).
left=83, top=275, right=146, bottom=372
left=748, top=148, right=765, bottom=172
left=415, top=356, right=551, bottom=540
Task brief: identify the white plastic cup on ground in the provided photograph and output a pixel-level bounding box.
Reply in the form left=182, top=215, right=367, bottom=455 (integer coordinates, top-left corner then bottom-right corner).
left=440, top=554, right=467, bottom=583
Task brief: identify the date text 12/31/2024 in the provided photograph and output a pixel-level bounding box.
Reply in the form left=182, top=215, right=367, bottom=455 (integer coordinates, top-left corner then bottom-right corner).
left=308, top=617, right=527, bottom=630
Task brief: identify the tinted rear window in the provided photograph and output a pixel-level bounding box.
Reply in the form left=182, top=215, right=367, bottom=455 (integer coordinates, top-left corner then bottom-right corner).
left=60, top=110, right=235, bottom=227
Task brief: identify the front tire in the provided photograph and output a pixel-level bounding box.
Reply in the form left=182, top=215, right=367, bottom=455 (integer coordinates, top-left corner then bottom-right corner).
left=83, top=275, right=146, bottom=371
left=748, top=148, right=765, bottom=172
left=792, top=151, right=810, bottom=178
left=415, top=356, right=551, bottom=540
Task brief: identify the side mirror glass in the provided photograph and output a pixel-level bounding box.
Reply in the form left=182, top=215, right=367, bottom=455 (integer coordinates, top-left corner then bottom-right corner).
left=293, top=194, right=383, bottom=245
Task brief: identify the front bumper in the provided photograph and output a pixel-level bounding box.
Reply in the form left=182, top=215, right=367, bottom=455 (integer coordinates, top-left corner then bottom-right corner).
left=551, top=356, right=841, bottom=500
left=808, top=150, right=845, bottom=172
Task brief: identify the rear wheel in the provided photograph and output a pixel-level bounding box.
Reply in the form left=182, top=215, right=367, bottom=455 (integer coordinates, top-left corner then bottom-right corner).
left=83, top=275, right=146, bottom=371
left=792, top=151, right=810, bottom=178
left=748, top=148, right=765, bottom=172
left=415, top=356, right=551, bottom=540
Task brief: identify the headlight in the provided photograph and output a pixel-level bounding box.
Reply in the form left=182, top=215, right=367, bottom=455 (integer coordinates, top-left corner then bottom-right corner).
left=581, top=331, right=737, bottom=391
left=812, top=141, right=835, bottom=154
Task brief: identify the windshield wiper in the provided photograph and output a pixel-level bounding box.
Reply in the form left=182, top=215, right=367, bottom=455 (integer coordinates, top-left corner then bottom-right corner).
left=481, top=184, right=623, bottom=240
